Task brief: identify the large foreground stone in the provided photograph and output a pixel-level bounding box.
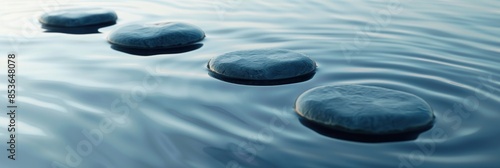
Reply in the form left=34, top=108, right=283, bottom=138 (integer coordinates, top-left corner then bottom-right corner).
left=208, top=49, right=316, bottom=81
left=108, top=22, right=205, bottom=49
left=295, top=85, right=434, bottom=134
left=39, top=8, right=117, bottom=27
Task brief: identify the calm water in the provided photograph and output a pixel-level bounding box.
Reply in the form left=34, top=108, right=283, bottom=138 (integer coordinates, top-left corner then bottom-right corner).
left=1, top=0, right=499, bottom=167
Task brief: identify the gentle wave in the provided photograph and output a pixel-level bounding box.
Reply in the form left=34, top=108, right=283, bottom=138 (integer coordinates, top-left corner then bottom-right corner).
left=0, top=0, right=499, bottom=167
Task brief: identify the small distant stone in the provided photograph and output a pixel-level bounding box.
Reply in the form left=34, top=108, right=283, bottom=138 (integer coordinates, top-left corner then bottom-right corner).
left=208, top=49, right=316, bottom=81
left=107, top=22, right=205, bottom=49
left=39, top=8, right=117, bottom=27
left=295, top=85, right=434, bottom=134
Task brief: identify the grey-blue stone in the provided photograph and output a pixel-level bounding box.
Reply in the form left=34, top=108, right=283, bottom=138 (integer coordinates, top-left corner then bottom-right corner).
left=39, top=8, right=117, bottom=27
left=107, top=22, right=205, bottom=49
left=208, top=49, right=316, bottom=80
left=295, top=85, right=434, bottom=134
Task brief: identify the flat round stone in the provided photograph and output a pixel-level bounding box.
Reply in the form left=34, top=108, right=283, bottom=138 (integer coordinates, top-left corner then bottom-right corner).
left=107, top=22, right=205, bottom=49
left=208, top=49, right=316, bottom=81
left=295, top=85, right=434, bottom=134
left=39, top=8, right=117, bottom=27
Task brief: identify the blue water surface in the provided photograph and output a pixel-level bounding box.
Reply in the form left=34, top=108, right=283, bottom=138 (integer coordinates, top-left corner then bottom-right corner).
left=0, top=0, right=499, bottom=167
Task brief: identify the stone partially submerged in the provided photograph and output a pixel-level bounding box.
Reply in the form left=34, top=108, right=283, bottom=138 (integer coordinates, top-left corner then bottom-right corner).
left=208, top=49, right=316, bottom=82
left=295, top=85, right=434, bottom=135
left=39, top=8, right=117, bottom=27
left=107, top=22, right=205, bottom=49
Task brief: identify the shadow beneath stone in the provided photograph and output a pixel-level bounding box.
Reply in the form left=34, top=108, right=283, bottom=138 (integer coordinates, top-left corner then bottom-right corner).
left=298, top=116, right=433, bottom=143
left=41, top=21, right=116, bottom=34
left=207, top=70, right=315, bottom=86
left=110, top=43, right=203, bottom=56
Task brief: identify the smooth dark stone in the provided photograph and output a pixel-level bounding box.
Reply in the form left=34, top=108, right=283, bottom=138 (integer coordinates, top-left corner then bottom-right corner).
left=295, top=85, right=434, bottom=135
left=107, top=22, right=205, bottom=49
left=208, top=49, right=316, bottom=82
left=39, top=8, right=117, bottom=27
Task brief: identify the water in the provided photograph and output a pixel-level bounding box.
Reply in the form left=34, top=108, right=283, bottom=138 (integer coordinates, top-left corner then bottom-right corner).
left=1, top=0, right=499, bottom=167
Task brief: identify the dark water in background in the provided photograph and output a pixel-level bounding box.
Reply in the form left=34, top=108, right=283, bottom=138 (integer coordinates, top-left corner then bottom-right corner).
left=1, top=0, right=499, bottom=167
